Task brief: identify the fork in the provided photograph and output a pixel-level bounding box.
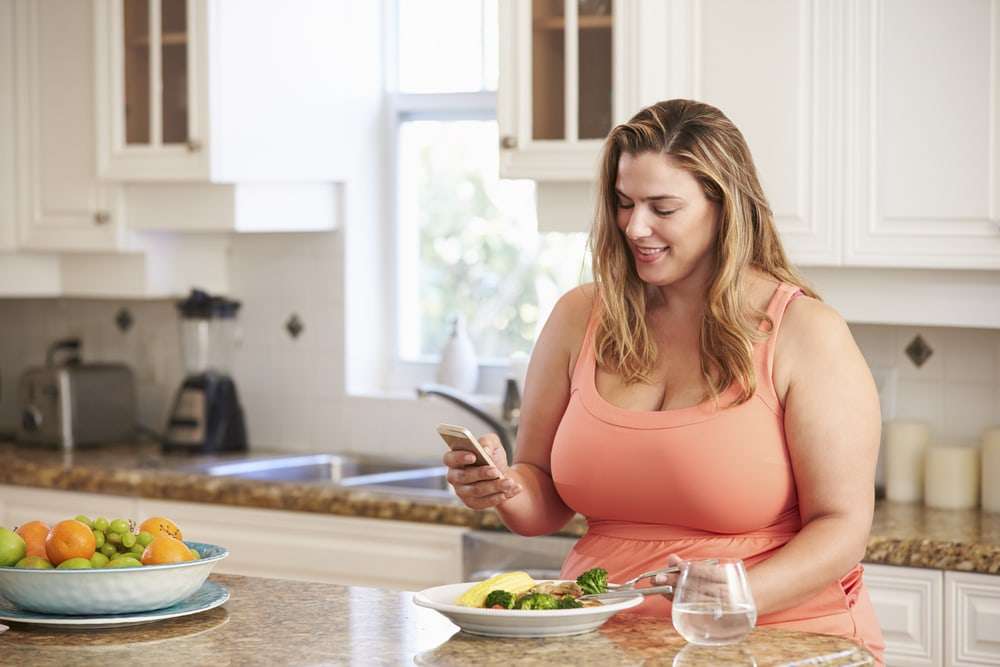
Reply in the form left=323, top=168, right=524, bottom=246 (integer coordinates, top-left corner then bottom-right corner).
left=618, top=558, right=719, bottom=590
left=577, top=584, right=675, bottom=602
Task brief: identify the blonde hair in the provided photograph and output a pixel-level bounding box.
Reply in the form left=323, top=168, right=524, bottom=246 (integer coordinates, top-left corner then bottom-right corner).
left=590, top=99, right=817, bottom=405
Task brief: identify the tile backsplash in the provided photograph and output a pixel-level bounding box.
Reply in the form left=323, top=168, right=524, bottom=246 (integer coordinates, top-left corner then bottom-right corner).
left=1, top=249, right=998, bottom=462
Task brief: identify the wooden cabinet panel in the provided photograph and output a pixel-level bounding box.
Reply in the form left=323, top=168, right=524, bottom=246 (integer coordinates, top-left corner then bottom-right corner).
left=865, top=563, right=944, bottom=667
left=946, top=571, right=1000, bottom=666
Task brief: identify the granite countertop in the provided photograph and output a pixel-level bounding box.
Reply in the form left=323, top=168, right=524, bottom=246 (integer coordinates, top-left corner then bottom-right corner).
left=0, top=573, right=874, bottom=666
left=1, top=442, right=998, bottom=574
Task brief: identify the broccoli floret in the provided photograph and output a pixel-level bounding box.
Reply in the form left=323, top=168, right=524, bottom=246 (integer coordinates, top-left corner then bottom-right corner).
left=484, top=590, right=515, bottom=609
left=576, top=567, right=608, bottom=595
left=556, top=595, right=583, bottom=609
left=514, top=593, right=559, bottom=610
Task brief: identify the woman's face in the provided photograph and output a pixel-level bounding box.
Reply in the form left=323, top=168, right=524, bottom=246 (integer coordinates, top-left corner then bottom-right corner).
left=614, top=151, right=720, bottom=289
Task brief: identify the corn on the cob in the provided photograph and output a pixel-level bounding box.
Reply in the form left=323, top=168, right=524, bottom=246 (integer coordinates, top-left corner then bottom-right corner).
left=455, top=571, right=536, bottom=607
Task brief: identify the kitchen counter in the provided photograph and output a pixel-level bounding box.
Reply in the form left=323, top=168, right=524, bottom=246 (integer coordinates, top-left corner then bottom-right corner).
left=0, top=573, right=875, bottom=666
left=2, top=442, right=998, bottom=574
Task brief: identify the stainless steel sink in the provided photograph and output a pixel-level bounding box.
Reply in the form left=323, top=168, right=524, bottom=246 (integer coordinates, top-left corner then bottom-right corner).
left=189, top=453, right=452, bottom=496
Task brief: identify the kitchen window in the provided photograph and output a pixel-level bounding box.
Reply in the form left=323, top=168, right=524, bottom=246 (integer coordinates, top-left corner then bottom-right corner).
left=391, top=0, right=590, bottom=371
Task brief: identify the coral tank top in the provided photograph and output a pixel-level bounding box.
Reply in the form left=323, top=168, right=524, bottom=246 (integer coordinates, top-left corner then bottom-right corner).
left=550, top=282, right=885, bottom=662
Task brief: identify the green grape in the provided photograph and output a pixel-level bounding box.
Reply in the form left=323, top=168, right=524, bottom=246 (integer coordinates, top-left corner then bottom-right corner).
left=106, top=531, right=122, bottom=545
left=109, top=519, right=129, bottom=534
left=74, top=514, right=94, bottom=528
left=100, top=543, right=117, bottom=558
left=107, top=557, right=142, bottom=568
left=94, top=517, right=109, bottom=532
left=189, top=548, right=201, bottom=560
left=90, top=552, right=109, bottom=568
left=93, top=529, right=105, bottom=548
left=121, top=532, right=136, bottom=548
left=130, top=543, right=145, bottom=556
left=137, top=531, right=154, bottom=547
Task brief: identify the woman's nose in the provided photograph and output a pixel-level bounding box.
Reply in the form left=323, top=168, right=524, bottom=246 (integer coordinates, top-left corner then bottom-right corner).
left=625, top=208, right=653, bottom=239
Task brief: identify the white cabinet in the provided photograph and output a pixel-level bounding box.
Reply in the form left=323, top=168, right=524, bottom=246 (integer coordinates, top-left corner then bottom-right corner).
left=0, top=0, right=16, bottom=251
left=844, top=0, right=1000, bottom=270
left=12, top=0, right=123, bottom=252
left=946, top=571, right=1000, bottom=666
left=0, top=485, right=466, bottom=591
left=497, top=0, right=643, bottom=181
left=95, top=0, right=355, bottom=184
left=866, top=563, right=944, bottom=667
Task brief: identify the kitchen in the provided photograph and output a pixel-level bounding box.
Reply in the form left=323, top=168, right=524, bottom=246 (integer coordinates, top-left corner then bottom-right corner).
left=0, top=0, right=999, bottom=665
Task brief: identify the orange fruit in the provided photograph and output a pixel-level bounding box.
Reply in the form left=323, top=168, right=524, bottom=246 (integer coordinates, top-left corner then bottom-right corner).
left=138, top=517, right=183, bottom=541
left=16, top=520, right=50, bottom=559
left=45, top=519, right=96, bottom=565
left=140, top=535, right=194, bottom=565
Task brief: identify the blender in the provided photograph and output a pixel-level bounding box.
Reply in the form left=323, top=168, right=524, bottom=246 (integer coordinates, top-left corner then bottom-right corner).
left=164, top=289, right=248, bottom=453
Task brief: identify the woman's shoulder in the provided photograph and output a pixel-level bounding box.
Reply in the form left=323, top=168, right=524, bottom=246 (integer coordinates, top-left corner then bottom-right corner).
left=551, top=283, right=598, bottom=330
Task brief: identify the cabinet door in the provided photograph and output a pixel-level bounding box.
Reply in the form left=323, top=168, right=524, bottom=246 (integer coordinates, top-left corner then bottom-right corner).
left=95, top=0, right=210, bottom=180
left=945, top=571, right=1000, bottom=667
left=689, top=0, right=841, bottom=266
left=0, top=485, right=139, bottom=528
left=136, top=497, right=466, bottom=590
left=0, top=0, right=15, bottom=250
left=498, top=0, right=636, bottom=180
left=865, top=563, right=944, bottom=667
left=13, top=0, right=121, bottom=251
left=845, top=0, right=1000, bottom=269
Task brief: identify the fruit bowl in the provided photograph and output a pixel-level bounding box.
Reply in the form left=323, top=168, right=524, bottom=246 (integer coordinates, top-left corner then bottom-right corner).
left=0, top=541, right=228, bottom=615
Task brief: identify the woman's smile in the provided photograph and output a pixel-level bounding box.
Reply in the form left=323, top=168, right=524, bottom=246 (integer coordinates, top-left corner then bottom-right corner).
left=631, top=243, right=671, bottom=263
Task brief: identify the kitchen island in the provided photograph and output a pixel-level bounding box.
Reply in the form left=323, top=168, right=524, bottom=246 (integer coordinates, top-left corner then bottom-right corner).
left=1, top=573, right=874, bottom=666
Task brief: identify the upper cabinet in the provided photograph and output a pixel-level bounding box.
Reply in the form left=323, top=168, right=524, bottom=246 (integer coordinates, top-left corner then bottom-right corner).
left=95, top=0, right=358, bottom=184
left=13, top=0, right=123, bottom=252
left=845, top=0, right=1000, bottom=270
left=510, top=0, right=1000, bottom=270
left=498, top=0, right=642, bottom=181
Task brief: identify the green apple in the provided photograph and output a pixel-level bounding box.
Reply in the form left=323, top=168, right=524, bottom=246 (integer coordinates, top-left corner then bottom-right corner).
left=107, top=557, right=142, bottom=568
left=15, top=555, right=53, bottom=569
left=0, top=527, right=27, bottom=567
left=56, top=557, right=93, bottom=569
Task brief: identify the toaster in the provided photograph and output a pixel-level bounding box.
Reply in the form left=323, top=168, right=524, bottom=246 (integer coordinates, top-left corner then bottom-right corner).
left=16, top=339, right=136, bottom=448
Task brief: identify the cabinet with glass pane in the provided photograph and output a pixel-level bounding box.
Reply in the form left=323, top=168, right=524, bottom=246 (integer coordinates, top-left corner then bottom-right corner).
left=95, top=0, right=359, bottom=184
left=498, top=0, right=643, bottom=181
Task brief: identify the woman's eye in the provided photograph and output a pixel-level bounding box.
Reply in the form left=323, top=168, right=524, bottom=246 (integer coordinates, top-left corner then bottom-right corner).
left=655, top=209, right=676, bottom=217
left=617, top=201, right=634, bottom=209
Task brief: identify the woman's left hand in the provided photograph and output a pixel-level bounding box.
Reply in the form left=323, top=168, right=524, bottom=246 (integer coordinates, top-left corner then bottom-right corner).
left=652, top=553, right=684, bottom=590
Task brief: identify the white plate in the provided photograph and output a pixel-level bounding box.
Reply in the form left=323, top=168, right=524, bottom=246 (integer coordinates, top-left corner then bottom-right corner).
left=413, top=581, right=643, bottom=638
left=0, top=580, right=229, bottom=629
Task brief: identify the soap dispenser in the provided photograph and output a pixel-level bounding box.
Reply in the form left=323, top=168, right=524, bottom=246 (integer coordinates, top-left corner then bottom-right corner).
left=436, top=314, right=478, bottom=394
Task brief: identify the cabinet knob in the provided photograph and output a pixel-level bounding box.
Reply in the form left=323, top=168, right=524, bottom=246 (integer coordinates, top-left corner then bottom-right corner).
left=500, top=135, right=517, bottom=150
left=186, top=139, right=202, bottom=153
left=93, top=211, right=111, bottom=225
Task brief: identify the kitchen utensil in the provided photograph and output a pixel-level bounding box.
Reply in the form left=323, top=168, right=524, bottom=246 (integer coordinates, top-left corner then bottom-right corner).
left=0, top=541, right=227, bottom=615
left=0, top=580, right=229, bottom=629
left=16, top=338, right=136, bottom=448
left=671, top=559, right=757, bottom=646
left=617, top=558, right=720, bottom=590
left=412, top=580, right=643, bottom=637
left=577, top=584, right=675, bottom=602
left=164, top=289, right=247, bottom=454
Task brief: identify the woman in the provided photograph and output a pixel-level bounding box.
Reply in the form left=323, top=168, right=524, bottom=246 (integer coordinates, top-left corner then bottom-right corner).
left=443, top=99, right=884, bottom=660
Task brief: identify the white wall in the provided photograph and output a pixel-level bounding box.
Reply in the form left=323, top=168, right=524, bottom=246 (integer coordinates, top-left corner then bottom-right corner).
left=0, top=264, right=998, bottom=464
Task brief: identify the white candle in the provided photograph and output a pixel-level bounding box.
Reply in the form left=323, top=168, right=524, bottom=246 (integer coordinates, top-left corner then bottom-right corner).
left=885, top=421, right=930, bottom=503
left=924, top=446, right=980, bottom=510
left=981, top=427, right=1000, bottom=513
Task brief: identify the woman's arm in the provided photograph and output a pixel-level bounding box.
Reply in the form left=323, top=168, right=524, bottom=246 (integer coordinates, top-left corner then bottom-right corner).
left=442, top=285, right=592, bottom=535
left=746, top=297, right=880, bottom=615
left=495, top=286, right=594, bottom=535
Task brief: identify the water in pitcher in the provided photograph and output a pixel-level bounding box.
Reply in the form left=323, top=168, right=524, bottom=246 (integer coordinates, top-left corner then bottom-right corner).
left=672, top=602, right=757, bottom=646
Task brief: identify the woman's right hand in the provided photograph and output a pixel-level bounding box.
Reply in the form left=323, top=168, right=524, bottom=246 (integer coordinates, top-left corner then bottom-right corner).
left=443, top=433, right=523, bottom=510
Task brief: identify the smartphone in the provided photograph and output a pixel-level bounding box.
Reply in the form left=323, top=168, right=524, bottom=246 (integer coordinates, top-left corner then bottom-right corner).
left=436, top=423, right=499, bottom=476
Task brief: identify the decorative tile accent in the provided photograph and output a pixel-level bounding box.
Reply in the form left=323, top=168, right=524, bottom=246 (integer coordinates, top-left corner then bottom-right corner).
left=905, top=334, right=934, bottom=368
left=285, top=314, right=304, bottom=339
left=114, top=307, right=134, bottom=333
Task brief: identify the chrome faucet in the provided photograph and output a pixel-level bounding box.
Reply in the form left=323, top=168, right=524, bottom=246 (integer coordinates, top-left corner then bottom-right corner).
left=416, top=380, right=520, bottom=464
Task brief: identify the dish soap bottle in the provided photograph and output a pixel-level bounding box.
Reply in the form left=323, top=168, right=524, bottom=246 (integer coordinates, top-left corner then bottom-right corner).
left=436, top=314, right=478, bottom=394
